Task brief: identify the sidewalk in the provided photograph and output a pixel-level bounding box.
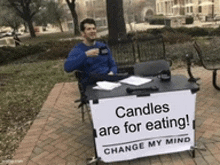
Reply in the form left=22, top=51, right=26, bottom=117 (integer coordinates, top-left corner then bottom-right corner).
left=9, top=67, right=220, bottom=165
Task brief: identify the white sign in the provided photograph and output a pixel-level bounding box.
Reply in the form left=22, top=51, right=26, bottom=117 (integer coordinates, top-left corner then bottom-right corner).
left=89, top=90, right=196, bottom=163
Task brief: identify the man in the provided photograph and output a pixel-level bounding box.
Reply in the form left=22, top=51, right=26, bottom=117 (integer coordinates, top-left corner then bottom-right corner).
left=13, top=34, right=21, bottom=47
left=64, top=18, right=117, bottom=88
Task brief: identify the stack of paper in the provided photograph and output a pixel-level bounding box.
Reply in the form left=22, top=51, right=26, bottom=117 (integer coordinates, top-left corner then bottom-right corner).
left=93, top=81, right=121, bottom=91
left=92, top=76, right=152, bottom=91
left=119, top=76, right=152, bottom=86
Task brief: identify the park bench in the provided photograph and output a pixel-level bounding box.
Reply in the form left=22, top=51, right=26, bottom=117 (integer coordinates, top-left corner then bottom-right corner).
left=108, top=38, right=136, bottom=74
left=136, top=35, right=166, bottom=62
left=193, top=39, right=220, bottom=90
left=108, top=34, right=171, bottom=75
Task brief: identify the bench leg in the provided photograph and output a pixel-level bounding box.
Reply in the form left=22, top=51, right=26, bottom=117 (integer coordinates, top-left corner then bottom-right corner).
left=213, top=70, right=220, bottom=90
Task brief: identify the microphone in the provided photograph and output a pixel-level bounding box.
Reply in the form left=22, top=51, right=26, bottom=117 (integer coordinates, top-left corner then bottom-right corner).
left=126, top=86, right=159, bottom=94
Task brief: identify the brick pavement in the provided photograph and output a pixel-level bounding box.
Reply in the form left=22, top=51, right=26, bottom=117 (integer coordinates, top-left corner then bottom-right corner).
left=6, top=66, right=220, bottom=165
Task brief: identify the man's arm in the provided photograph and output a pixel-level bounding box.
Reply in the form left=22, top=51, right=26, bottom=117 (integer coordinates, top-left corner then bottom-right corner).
left=64, top=47, right=100, bottom=72
left=64, top=48, right=87, bottom=72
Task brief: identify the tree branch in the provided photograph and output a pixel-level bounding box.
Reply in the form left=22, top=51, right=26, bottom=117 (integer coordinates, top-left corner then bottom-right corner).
left=3, top=16, right=13, bottom=27
left=8, top=1, right=24, bottom=19
left=30, top=11, right=37, bottom=18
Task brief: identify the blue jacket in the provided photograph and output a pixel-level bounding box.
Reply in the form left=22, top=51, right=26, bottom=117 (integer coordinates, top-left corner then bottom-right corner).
left=64, top=41, right=117, bottom=85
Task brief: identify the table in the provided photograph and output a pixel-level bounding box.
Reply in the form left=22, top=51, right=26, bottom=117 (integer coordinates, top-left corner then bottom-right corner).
left=85, top=75, right=199, bottom=163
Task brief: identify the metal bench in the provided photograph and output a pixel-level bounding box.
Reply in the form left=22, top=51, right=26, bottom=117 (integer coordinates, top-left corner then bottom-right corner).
left=193, top=40, right=220, bottom=90
left=108, top=35, right=171, bottom=75
left=108, top=38, right=136, bottom=74
left=136, top=35, right=166, bottom=62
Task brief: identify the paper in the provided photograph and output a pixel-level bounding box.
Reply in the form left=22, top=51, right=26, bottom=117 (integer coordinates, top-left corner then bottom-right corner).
left=119, top=76, right=152, bottom=86
left=93, top=81, right=121, bottom=91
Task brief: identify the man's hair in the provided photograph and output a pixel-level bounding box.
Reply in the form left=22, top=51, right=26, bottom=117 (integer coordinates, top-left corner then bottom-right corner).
left=80, top=18, right=96, bottom=31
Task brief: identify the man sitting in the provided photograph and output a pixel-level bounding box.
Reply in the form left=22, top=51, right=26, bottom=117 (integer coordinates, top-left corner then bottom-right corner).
left=64, top=18, right=117, bottom=90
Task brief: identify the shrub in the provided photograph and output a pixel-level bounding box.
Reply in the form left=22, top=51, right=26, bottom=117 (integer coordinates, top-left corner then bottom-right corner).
left=209, top=26, right=220, bottom=36
left=162, top=31, right=192, bottom=44
left=174, top=27, right=192, bottom=34
left=0, top=39, right=81, bottom=65
left=165, top=41, right=198, bottom=63
left=148, top=18, right=171, bottom=26
left=0, top=44, right=48, bottom=65
left=37, top=40, right=81, bottom=60
left=178, top=27, right=209, bottom=36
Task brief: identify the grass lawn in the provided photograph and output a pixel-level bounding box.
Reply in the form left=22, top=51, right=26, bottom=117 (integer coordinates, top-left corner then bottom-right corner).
left=0, top=59, right=74, bottom=161
left=20, top=26, right=107, bottom=45
left=20, top=31, right=79, bottom=45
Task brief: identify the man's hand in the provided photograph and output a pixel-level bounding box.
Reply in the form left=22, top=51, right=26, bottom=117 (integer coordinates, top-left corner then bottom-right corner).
left=108, top=71, right=114, bottom=75
left=86, top=48, right=99, bottom=57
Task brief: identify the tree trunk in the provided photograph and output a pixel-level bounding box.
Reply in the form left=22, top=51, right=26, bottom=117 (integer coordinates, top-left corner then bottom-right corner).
left=71, top=10, right=80, bottom=35
left=27, top=20, right=36, bottom=38
left=69, top=6, right=80, bottom=35
left=106, top=0, right=126, bottom=42
left=66, top=0, right=80, bottom=35
left=23, top=22, right=28, bottom=33
left=58, top=20, right=64, bottom=32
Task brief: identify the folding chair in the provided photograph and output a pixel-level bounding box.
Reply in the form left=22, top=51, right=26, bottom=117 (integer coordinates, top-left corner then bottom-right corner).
left=134, top=59, right=171, bottom=77
left=74, top=70, right=92, bottom=123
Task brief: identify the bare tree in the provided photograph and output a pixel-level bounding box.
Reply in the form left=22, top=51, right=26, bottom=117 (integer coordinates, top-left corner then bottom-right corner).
left=106, top=0, right=126, bottom=42
left=0, top=6, right=23, bottom=32
left=65, top=0, right=80, bottom=35
left=46, top=1, right=66, bottom=32
left=7, top=0, right=43, bottom=38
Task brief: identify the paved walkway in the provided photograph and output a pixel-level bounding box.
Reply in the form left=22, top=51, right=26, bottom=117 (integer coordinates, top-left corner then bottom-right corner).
left=7, top=67, right=220, bottom=165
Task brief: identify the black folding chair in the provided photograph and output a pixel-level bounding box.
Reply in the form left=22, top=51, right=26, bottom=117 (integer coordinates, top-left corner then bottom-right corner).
left=74, top=71, right=92, bottom=123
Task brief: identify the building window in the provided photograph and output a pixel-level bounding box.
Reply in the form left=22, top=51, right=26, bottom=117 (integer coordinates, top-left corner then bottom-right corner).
left=171, top=1, right=174, bottom=13
left=85, top=1, right=90, bottom=7
left=198, top=6, right=202, bottom=13
left=174, top=0, right=177, bottom=5
left=157, top=3, right=160, bottom=13
left=190, top=6, right=193, bottom=13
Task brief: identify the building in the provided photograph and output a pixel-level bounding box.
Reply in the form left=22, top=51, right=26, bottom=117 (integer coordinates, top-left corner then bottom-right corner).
left=58, top=0, right=157, bottom=32
left=124, top=0, right=156, bottom=23
left=57, top=0, right=107, bottom=32
left=156, top=0, right=220, bottom=22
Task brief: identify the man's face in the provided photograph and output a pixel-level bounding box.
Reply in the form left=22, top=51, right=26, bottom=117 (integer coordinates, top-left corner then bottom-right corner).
left=82, top=23, right=97, bottom=42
